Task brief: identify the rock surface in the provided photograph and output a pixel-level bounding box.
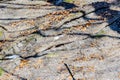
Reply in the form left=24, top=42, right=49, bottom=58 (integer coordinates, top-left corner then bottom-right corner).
left=0, top=0, right=120, bottom=80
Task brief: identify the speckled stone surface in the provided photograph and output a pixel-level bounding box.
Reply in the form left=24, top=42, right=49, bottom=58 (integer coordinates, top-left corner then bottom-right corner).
left=0, top=0, right=120, bottom=80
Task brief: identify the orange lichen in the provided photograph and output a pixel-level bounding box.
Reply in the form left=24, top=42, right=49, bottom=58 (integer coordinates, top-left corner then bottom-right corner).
left=89, top=54, right=104, bottom=60
left=87, top=66, right=95, bottom=72
left=73, top=56, right=88, bottom=62
left=118, top=72, right=120, bottom=78
left=33, top=59, right=43, bottom=69
left=19, top=59, right=29, bottom=68
left=89, top=42, right=97, bottom=47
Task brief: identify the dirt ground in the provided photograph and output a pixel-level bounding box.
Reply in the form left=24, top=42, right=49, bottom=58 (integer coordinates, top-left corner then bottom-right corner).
left=0, top=0, right=120, bottom=80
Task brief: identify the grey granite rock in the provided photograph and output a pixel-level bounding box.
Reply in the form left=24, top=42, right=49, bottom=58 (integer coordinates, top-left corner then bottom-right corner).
left=0, top=0, right=120, bottom=80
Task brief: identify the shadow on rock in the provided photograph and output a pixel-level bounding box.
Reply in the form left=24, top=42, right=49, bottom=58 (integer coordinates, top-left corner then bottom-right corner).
left=91, top=2, right=120, bottom=33
left=47, top=0, right=77, bottom=9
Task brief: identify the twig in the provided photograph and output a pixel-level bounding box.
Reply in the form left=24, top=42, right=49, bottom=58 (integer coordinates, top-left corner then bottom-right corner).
left=64, top=63, right=76, bottom=80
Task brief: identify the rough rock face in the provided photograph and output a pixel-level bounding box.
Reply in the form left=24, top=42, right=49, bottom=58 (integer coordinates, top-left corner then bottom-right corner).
left=0, top=0, right=120, bottom=80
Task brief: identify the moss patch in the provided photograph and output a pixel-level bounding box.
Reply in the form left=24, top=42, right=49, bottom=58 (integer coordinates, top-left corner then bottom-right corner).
left=0, top=31, right=3, bottom=37
left=64, top=0, right=74, bottom=3
left=46, top=53, right=59, bottom=58
left=0, top=67, right=4, bottom=76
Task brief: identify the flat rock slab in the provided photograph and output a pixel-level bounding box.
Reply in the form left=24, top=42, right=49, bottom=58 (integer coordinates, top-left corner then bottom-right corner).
left=0, top=0, right=120, bottom=80
left=0, top=0, right=64, bottom=24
